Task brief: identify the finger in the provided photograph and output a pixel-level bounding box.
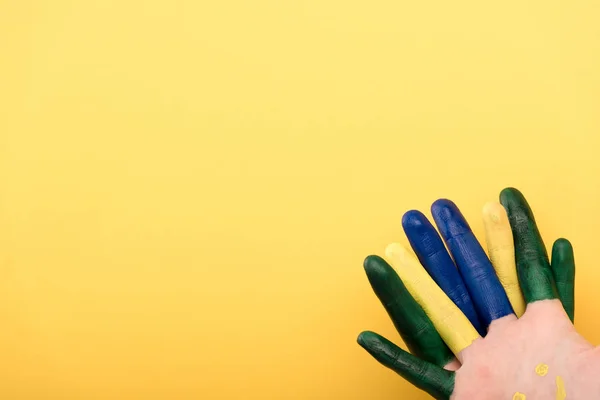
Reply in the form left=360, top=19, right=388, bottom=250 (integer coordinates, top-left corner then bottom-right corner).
left=358, top=331, right=455, bottom=400
left=364, top=255, right=456, bottom=367
left=431, top=199, right=514, bottom=327
left=499, top=187, right=558, bottom=303
left=482, top=202, right=526, bottom=318
left=384, top=243, right=480, bottom=356
left=402, top=211, right=485, bottom=335
left=551, top=238, right=575, bottom=322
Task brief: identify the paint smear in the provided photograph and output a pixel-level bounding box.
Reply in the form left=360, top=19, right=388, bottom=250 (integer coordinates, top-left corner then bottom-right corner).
left=513, top=392, right=526, bottom=400
left=535, top=363, right=549, bottom=376
left=556, top=376, right=566, bottom=400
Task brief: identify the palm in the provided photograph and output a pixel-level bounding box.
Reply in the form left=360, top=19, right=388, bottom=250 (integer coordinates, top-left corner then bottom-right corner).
left=358, top=188, right=588, bottom=399
left=453, top=300, right=596, bottom=399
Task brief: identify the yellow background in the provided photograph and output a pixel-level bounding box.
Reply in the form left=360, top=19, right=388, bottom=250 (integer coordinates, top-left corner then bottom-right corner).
left=1, top=1, right=600, bottom=399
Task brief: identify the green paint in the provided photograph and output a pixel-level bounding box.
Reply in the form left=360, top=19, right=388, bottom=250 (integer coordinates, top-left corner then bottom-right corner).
left=551, top=238, right=575, bottom=322
left=358, top=331, right=454, bottom=400
left=363, top=255, right=454, bottom=366
left=500, top=188, right=559, bottom=303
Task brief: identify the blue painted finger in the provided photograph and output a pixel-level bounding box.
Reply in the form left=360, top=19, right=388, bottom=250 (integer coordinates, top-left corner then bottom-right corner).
left=431, top=199, right=514, bottom=327
left=402, top=210, right=484, bottom=336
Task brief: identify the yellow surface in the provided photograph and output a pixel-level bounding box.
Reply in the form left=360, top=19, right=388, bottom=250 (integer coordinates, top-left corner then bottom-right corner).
left=385, top=243, right=479, bottom=356
left=1, top=1, right=600, bottom=399
left=483, top=202, right=526, bottom=317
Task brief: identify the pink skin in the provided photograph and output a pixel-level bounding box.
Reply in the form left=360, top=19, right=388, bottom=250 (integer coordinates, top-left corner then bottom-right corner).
left=443, top=299, right=600, bottom=399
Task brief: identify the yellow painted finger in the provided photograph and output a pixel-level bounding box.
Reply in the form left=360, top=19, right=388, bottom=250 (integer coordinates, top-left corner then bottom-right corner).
left=482, top=202, right=526, bottom=317
left=384, top=243, right=480, bottom=356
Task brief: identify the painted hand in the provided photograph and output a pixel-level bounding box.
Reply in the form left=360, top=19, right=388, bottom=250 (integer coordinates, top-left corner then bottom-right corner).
left=358, top=188, right=592, bottom=399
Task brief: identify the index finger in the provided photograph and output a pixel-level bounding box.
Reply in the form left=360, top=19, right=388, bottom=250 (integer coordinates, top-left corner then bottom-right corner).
left=499, top=187, right=558, bottom=303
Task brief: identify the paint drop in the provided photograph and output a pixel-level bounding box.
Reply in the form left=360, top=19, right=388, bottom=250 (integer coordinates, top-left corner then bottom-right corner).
left=513, top=393, right=526, bottom=400
left=535, top=363, right=549, bottom=376
left=556, top=376, right=566, bottom=400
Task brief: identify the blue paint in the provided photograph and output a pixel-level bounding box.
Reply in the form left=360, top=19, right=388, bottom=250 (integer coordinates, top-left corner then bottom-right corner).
left=403, top=210, right=485, bottom=336
left=431, top=199, right=514, bottom=327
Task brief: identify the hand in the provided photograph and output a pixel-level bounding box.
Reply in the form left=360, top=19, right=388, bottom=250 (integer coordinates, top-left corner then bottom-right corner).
left=358, top=188, right=588, bottom=399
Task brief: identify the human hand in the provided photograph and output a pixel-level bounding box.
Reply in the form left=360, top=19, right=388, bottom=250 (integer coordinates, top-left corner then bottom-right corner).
left=358, top=188, right=590, bottom=399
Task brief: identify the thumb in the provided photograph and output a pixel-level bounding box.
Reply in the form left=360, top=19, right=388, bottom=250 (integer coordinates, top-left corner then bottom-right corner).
left=358, top=331, right=455, bottom=400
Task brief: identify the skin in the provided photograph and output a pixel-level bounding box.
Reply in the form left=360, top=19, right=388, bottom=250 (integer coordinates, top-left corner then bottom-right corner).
left=358, top=188, right=583, bottom=399
left=449, top=300, right=595, bottom=399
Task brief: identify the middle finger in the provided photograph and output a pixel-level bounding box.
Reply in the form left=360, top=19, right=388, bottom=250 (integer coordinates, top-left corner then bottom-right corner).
left=431, top=199, right=514, bottom=328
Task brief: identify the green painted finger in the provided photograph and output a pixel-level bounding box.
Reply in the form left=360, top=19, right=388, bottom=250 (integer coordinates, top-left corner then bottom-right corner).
left=363, top=255, right=454, bottom=366
left=499, top=188, right=559, bottom=303
left=551, top=238, right=575, bottom=322
left=358, top=331, right=455, bottom=400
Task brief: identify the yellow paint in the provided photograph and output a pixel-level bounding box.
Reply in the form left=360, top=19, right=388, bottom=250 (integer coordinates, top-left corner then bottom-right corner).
left=556, top=376, right=567, bottom=400
left=535, top=363, right=549, bottom=376
left=385, top=243, right=480, bottom=355
left=513, top=393, right=527, bottom=400
left=482, top=202, right=526, bottom=317
left=2, top=0, right=600, bottom=398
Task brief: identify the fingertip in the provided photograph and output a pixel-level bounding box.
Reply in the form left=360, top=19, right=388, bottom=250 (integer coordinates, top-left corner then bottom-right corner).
left=402, top=210, right=428, bottom=230
left=384, top=242, right=399, bottom=258
left=552, top=239, right=575, bottom=268
left=553, top=238, right=573, bottom=252
left=357, top=331, right=383, bottom=354
left=363, top=255, right=396, bottom=288
left=499, top=188, right=538, bottom=225
left=357, top=330, right=375, bottom=346
left=385, top=242, right=405, bottom=260
left=431, top=198, right=458, bottom=220
left=431, top=198, right=469, bottom=238
left=499, top=187, right=525, bottom=207
left=356, top=331, right=366, bottom=347
left=499, top=186, right=521, bottom=197
left=482, top=201, right=508, bottom=225
left=363, top=254, right=385, bottom=271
